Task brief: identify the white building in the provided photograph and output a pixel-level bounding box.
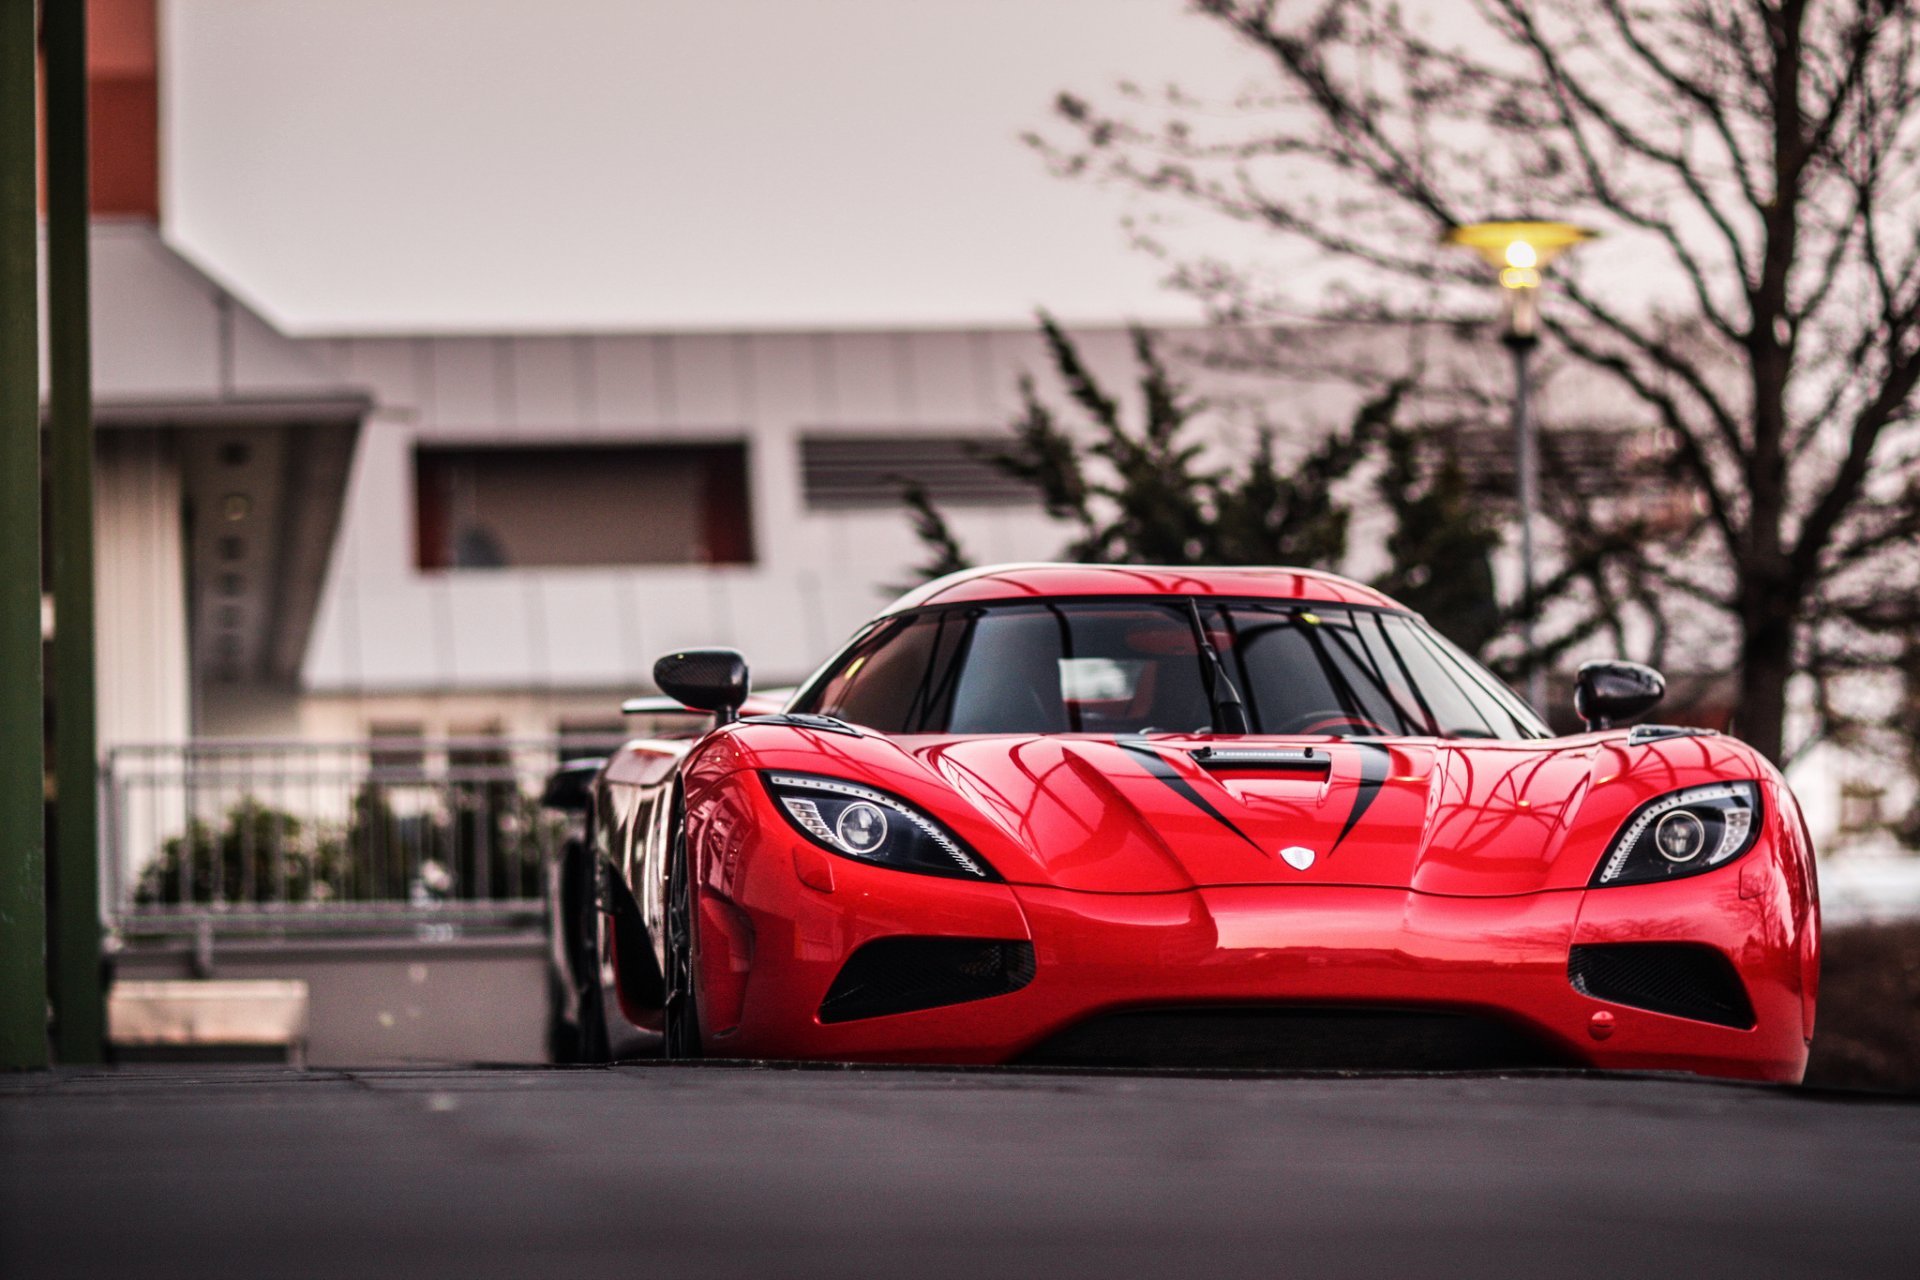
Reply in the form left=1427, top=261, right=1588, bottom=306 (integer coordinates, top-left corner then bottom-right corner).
left=88, top=221, right=1218, bottom=745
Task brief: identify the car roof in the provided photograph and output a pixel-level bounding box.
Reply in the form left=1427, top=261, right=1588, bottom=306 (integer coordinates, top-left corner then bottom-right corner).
left=881, top=563, right=1409, bottom=616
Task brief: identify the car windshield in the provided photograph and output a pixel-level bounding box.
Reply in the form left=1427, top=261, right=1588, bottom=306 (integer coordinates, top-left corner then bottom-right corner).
left=793, top=599, right=1548, bottom=739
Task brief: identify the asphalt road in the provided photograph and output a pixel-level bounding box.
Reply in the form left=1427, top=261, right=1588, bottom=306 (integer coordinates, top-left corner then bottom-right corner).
left=3, top=1064, right=1917, bottom=1279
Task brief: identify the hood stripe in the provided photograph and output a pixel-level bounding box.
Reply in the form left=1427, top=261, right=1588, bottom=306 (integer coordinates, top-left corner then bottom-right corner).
left=1332, top=742, right=1392, bottom=852
left=1115, top=739, right=1263, bottom=852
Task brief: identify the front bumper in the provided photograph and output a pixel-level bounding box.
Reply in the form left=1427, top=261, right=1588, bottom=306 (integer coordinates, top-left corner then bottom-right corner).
left=696, top=804, right=1811, bottom=1084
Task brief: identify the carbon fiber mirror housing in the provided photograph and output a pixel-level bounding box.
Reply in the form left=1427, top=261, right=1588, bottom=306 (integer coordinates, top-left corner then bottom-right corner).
left=1574, top=660, right=1665, bottom=731
left=654, top=648, right=751, bottom=725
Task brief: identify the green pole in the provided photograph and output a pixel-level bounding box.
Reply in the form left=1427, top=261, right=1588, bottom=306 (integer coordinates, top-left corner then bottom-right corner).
left=0, top=0, right=49, bottom=1070
left=46, top=0, right=105, bottom=1064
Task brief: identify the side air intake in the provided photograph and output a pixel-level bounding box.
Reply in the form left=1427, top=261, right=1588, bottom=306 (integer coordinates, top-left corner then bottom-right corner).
left=1568, top=943, right=1755, bottom=1029
left=818, top=937, right=1036, bottom=1024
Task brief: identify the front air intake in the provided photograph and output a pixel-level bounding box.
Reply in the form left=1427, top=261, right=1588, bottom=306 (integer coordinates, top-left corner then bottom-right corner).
left=1568, top=943, right=1755, bottom=1028
left=818, top=937, right=1036, bottom=1024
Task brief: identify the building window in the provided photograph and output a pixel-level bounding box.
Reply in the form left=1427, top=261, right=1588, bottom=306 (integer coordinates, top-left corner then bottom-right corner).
left=798, top=434, right=1036, bottom=509
left=1450, top=423, right=1674, bottom=499
left=414, top=443, right=754, bottom=570
left=446, top=728, right=510, bottom=774
left=367, top=723, right=427, bottom=780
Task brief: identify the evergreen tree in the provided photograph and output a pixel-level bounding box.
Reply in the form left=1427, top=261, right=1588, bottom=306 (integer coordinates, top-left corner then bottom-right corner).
left=904, top=315, right=1510, bottom=660
left=1373, top=425, right=1504, bottom=656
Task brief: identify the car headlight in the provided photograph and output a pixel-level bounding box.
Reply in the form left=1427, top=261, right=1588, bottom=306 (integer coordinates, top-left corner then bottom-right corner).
left=1591, top=781, right=1762, bottom=887
left=763, top=773, right=998, bottom=881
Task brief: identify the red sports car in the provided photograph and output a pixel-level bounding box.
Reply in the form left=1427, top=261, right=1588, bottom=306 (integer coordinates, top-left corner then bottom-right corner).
left=548, top=565, right=1819, bottom=1082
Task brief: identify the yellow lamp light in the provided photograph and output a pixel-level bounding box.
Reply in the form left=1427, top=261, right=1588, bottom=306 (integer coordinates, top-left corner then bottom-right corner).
left=1443, top=219, right=1596, bottom=285
left=1444, top=218, right=1596, bottom=339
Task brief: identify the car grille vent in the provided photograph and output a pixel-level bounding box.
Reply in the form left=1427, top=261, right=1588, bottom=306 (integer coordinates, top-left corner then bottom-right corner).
left=1017, top=1007, right=1576, bottom=1072
left=818, top=937, right=1036, bottom=1024
left=1568, top=944, right=1755, bottom=1028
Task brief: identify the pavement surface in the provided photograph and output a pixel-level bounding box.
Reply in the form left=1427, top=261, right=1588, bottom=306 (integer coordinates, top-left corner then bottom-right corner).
left=3, top=1063, right=1918, bottom=1279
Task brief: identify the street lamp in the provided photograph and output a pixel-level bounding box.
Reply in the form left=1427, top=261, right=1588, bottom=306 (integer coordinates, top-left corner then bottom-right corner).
left=1443, top=219, right=1596, bottom=714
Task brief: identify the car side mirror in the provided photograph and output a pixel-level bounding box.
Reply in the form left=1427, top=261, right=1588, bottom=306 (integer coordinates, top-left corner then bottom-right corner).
left=653, top=648, right=750, bottom=725
left=540, top=757, right=604, bottom=813
left=1574, top=661, right=1665, bottom=731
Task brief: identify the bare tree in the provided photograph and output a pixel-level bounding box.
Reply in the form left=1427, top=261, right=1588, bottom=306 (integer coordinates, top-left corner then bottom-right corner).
left=1034, top=0, right=1920, bottom=767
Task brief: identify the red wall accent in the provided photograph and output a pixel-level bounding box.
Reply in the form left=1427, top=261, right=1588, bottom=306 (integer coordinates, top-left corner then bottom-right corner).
left=85, top=0, right=158, bottom=217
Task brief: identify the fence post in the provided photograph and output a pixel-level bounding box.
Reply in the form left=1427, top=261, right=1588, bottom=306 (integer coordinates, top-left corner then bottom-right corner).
left=101, top=750, right=123, bottom=924
left=0, top=0, right=48, bottom=1070
left=46, top=0, right=107, bottom=1065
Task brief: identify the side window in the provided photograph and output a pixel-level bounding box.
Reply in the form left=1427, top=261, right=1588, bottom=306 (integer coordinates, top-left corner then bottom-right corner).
left=1398, top=620, right=1541, bottom=738
left=810, top=613, right=971, bottom=733
left=1363, top=614, right=1498, bottom=738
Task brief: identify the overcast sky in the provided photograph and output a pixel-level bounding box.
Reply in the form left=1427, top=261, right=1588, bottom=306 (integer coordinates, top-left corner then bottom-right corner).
left=163, top=0, right=1286, bottom=335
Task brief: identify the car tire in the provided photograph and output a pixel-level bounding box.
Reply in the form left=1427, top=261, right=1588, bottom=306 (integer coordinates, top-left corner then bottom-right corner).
left=577, top=959, right=612, bottom=1063
left=560, top=837, right=612, bottom=1063
left=546, top=838, right=583, bottom=1063
left=663, top=817, right=703, bottom=1059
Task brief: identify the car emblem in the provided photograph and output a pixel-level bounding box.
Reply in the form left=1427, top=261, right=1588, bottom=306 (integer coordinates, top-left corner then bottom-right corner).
left=1278, top=845, right=1316, bottom=870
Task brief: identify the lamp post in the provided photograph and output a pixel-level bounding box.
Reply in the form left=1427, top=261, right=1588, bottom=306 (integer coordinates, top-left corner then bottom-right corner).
left=1443, top=219, right=1595, bottom=714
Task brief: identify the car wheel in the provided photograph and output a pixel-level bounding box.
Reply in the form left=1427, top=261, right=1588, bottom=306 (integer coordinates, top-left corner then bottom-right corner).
left=546, top=838, right=583, bottom=1063
left=577, top=954, right=612, bottom=1063
left=563, top=837, right=612, bottom=1063
left=663, top=819, right=702, bottom=1059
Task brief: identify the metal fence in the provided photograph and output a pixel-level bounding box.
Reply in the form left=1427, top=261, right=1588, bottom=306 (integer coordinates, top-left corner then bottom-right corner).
left=103, top=737, right=622, bottom=942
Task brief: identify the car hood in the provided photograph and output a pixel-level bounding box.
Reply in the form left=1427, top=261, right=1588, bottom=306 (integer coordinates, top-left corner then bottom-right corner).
left=719, top=726, right=1775, bottom=896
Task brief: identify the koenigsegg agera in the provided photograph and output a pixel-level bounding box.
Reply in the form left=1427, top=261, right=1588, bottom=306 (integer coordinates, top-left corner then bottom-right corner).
left=547, top=564, right=1819, bottom=1081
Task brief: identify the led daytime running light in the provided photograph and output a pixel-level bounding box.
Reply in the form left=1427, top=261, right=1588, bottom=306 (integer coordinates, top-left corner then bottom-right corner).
left=783, top=798, right=836, bottom=845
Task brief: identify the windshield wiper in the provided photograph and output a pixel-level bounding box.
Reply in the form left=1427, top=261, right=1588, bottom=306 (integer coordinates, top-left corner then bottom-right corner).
left=1186, top=598, right=1251, bottom=734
